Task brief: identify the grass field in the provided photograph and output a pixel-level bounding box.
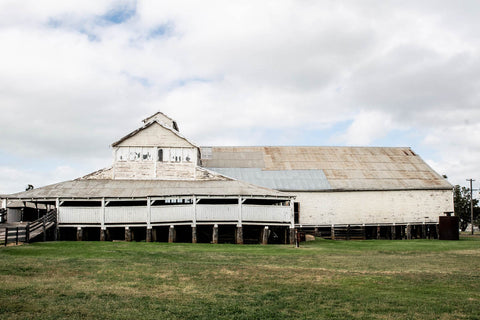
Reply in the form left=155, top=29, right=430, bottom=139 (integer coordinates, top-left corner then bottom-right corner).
left=0, top=237, right=479, bottom=320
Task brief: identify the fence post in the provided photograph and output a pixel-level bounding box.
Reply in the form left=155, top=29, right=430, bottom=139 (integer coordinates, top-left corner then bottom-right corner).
left=25, top=223, right=30, bottom=243
left=16, top=227, right=19, bottom=245
left=53, top=209, right=58, bottom=241
left=4, top=227, right=8, bottom=246
left=43, top=215, right=46, bottom=242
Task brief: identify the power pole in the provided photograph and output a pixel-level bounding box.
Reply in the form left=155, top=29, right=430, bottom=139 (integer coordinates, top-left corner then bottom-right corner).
left=466, top=179, right=475, bottom=235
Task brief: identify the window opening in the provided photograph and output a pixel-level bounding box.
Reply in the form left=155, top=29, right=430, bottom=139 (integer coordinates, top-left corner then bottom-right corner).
left=141, top=148, right=152, bottom=161
left=116, top=148, right=129, bottom=161
left=128, top=147, right=141, bottom=161
left=162, top=198, right=193, bottom=205
left=184, top=149, right=193, bottom=162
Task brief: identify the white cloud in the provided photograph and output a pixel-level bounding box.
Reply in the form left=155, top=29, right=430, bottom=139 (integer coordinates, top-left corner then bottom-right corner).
left=423, top=123, right=480, bottom=186
left=1, top=1, right=480, bottom=192
left=0, top=165, right=87, bottom=194
left=337, top=111, right=395, bottom=146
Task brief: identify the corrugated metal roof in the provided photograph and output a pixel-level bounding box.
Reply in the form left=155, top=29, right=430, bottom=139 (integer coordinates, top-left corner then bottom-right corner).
left=209, top=168, right=331, bottom=191
left=6, top=201, right=47, bottom=209
left=6, top=179, right=291, bottom=199
left=202, top=146, right=452, bottom=191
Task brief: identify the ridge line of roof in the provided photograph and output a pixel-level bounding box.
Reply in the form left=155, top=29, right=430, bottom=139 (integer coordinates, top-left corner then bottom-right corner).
left=111, top=120, right=198, bottom=148
left=279, top=187, right=453, bottom=192
left=200, top=145, right=413, bottom=149
left=142, top=111, right=175, bottom=123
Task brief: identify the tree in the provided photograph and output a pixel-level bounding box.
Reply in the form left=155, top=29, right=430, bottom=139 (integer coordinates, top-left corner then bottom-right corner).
left=453, top=185, right=480, bottom=231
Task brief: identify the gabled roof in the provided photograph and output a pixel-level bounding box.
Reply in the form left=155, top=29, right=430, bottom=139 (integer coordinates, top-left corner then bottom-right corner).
left=142, top=111, right=179, bottom=131
left=201, top=146, right=453, bottom=191
left=111, top=120, right=197, bottom=148
left=6, top=179, right=292, bottom=199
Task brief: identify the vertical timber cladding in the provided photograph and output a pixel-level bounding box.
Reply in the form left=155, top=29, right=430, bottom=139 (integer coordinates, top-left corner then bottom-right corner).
left=112, top=121, right=198, bottom=180
left=294, top=189, right=453, bottom=226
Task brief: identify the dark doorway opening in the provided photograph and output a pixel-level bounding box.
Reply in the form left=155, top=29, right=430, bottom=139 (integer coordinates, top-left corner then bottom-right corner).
left=108, top=227, right=125, bottom=241
left=175, top=225, right=192, bottom=243
left=196, top=225, right=213, bottom=243
left=218, top=225, right=236, bottom=244
left=294, top=202, right=300, bottom=224
left=130, top=227, right=146, bottom=242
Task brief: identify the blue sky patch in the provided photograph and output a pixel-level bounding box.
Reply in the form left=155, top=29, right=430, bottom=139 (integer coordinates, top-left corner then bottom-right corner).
left=171, top=77, right=212, bottom=89
left=47, top=17, right=99, bottom=41
left=148, top=23, right=172, bottom=39
left=78, top=28, right=99, bottom=42
left=101, top=2, right=137, bottom=25
left=0, top=151, right=66, bottom=172
left=122, top=72, right=152, bottom=87
left=374, top=128, right=419, bottom=148
left=47, top=18, right=62, bottom=29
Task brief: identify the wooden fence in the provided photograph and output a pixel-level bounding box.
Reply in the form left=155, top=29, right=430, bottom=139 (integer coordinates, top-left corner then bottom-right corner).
left=1, top=209, right=56, bottom=246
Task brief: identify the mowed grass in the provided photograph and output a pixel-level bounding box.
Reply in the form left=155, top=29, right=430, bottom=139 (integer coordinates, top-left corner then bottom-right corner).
left=0, top=238, right=479, bottom=320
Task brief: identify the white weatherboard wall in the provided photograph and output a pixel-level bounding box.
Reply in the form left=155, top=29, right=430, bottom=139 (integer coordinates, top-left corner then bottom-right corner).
left=196, top=205, right=237, bottom=221
left=58, top=208, right=103, bottom=224
left=295, top=190, right=453, bottom=226
left=113, top=161, right=196, bottom=180
left=151, top=205, right=192, bottom=223
left=105, top=207, right=147, bottom=223
left=57, top=204, right=293, bottom=225
left=242, top=206, right=292, bottom=223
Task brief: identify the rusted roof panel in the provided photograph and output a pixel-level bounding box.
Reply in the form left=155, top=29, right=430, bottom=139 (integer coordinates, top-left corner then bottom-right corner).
left=201, top=146, right=452, bottom=191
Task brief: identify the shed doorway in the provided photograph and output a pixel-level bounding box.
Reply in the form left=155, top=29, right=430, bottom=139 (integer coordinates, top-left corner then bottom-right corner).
left=294, top=202, right=300, bottom=224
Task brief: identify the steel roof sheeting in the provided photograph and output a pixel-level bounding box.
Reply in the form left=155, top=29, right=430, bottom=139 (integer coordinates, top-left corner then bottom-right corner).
left=209, top=168, right=331, bottom=191
left=202, top=146, right=452, bottom=191
left=6, top=179, right=291, bottom=199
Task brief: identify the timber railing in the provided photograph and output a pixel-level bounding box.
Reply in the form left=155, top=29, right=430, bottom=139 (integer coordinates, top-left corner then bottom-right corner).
left=1, top=209, right=57, bottom=246
left=1, top=227, right=27, bottom=246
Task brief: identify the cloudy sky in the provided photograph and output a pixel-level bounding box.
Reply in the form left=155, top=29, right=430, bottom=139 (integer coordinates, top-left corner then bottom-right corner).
left=1, top=0, right=479, bottom=194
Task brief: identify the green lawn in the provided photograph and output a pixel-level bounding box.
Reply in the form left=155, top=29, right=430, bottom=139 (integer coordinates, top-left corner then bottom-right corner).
left=0, top=238, right=479, bottom=320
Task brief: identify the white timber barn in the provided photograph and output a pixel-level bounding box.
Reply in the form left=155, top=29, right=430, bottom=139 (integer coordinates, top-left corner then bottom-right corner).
left=2, top=112, right=453, bottom=243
